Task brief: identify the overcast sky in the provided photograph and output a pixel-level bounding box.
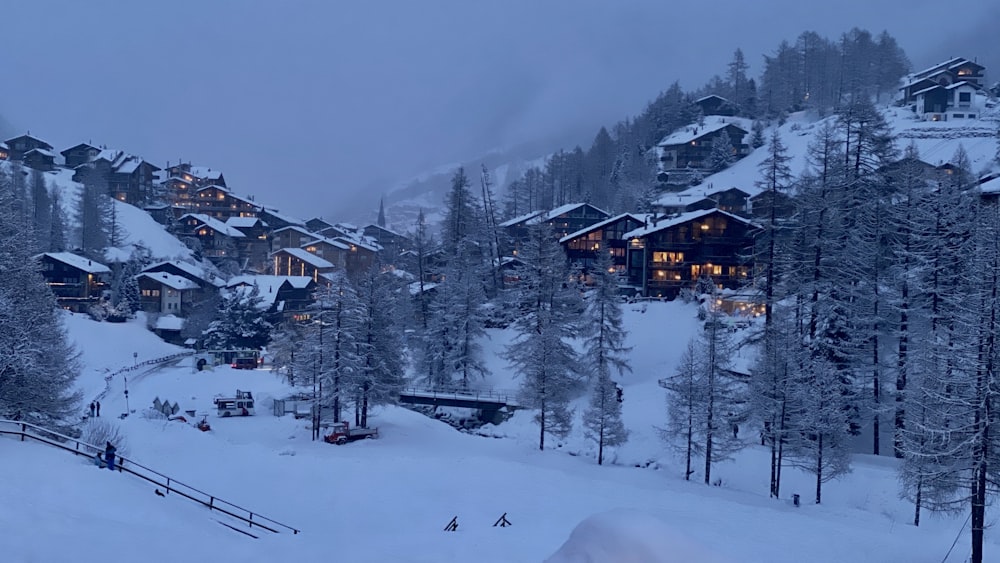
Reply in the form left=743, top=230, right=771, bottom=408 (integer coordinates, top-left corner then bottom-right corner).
left=1, top=1, right=996, bottom=220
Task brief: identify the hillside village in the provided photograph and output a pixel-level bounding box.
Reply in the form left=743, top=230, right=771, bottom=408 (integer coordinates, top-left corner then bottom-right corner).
left=5, top=42, right=1000, bottom=562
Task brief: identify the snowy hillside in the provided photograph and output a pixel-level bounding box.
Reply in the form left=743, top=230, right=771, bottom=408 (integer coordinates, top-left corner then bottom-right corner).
left=662, top=104, right=1000, bottom=206
left=0, top=303, right=987, bottom=562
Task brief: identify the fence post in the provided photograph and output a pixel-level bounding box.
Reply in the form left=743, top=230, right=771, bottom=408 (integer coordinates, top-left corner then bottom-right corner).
left=21, top=423, right=26, bottom=441
left=209, top=496, right=214, bottom=510
left=166, top=478, right=171, bottom=495
left=249, top=512, right=254, bottom=529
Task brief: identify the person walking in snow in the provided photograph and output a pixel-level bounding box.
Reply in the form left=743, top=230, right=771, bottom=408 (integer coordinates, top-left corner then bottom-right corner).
left=89, top=402, right=95, bottom=417
left=95, top=401, right=101, bottom=417
left=104, top=441, right=117, bottom=471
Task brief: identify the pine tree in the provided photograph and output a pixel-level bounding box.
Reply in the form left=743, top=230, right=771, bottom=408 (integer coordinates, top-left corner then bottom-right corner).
left=662, top=341, right=704, bottom=480
left=49, top=190, right=67, bottom=252
left=505, top=224, right=582, bottom=450
left=441, top=167, right=481, bottom=258
left=709, top=130, right=736, bottom=172
left=582, top=252, right=630, bottom=464
left=202, top=284, right=273, bottom=350
left=750, top=120, right=766, bottom=149
left=29, top=168, right=51, bottom=253
left=726, top=48, right=750, bottom=113
left=76, top=164, right=110, bottom=256
left=350, top=265, right=405, bottom=428
left=0, top=174, right=82, bottom=426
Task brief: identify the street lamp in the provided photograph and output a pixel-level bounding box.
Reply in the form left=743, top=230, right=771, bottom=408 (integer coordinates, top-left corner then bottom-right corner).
left=124, top=376, right=130, bottom=416
left=133, top=351, right=138, bottom=368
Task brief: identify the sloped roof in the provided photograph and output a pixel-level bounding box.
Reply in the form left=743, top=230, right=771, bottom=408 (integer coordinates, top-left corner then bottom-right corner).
left=272, top=247, right=335, bottom=269
left=36, top=252, right=111, bottom=274
left=657, top=116, right=751, bottom=147
left=226, top=216, right=263, bottom=228
left=154, top=314, right=185, bottom=331
left=559, top=213, right=651, bottom=244
left=227, top=275, right=314, bottom=309
left=273, top=225, right=317, bottom=237
left=260, top=207, right=306, bottom=227
left=25, top=148, right=56, bottom=158
left=499, top=210, right=545, bottom=228
left=136, top=272, right=201, bottom=291
left=142, top=260, right=224, bottom=287
left=302, top=236, right=351, bottom=251
left=179, top=213, right=246, bottom=238
left=188, top=166, right=223, bottom=181
left=4, top=134, right=52, bottom=150
left=333, top=236, right=380, bottom=253
left=623, top=208, right=757, bottom=239
left=59, top=143, right=99, bottom=156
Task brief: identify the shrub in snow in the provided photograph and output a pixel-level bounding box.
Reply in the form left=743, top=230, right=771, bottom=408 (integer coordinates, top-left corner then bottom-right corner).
left=82, top=418, right=129, bottom=458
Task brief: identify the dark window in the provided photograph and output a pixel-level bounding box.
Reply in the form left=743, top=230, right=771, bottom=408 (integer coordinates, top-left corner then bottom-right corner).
left=959, top=92, right=971, bottom=103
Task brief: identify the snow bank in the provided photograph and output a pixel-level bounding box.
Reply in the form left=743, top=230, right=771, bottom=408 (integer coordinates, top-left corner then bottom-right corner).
left=546, top=509, right=728, bottom=563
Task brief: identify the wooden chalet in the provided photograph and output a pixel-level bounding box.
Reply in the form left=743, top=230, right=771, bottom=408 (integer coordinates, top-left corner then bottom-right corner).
left=623, top=209, right=758, bottom=299
left=258, top=207, right=305, bottom=231
left=271, top=225, right=318, bottom=253
left=335, top=237, right=379, bottom=277
left=226, top=216, right=271, bottom=273
left=36, top=252, right=111, bottom=312
left=227, top=275, right=317, bottom=323
left=192, top=185, right=258, bottom=220
left=900, top=57, right=986, bottom=120
left=560, top=213, right=649, bottom=275
left=305, top=217, right=335, bottom=233
left=4, top=134, right=53, bottom=161
left=300, top=236, right=350, bottom=270
left=135, top=272, right=201, bottom=316
left=141, top=260, right=225, bottom=290
left=176, top=213, right=246, bottom=262
left=0, top=142, right=9, bottom=161
left=271, top=247, right=336, bottom=281
left=694, top=94, right=737, bottom=117
left=22, top=148, right=56, bottom=171
left=362, top=223, right=410, bottom=258
left=60, top=143, right=101, bottom=169
left=71, top=149, right=161, bottom=205
left=501, top=203, right=611, bottom=252
left=655, top=116, right=750, bottom=184
left=748, top=190, right=795, bottom=222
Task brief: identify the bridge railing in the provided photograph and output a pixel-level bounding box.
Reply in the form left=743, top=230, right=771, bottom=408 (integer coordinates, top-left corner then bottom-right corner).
left=0, top=419, right=299, bottom=535
left=400, top=386, right=520, bottom=406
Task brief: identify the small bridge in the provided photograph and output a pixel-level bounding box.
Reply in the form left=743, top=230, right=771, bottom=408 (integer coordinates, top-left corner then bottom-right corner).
left=399, top=387, right=520, bottom=424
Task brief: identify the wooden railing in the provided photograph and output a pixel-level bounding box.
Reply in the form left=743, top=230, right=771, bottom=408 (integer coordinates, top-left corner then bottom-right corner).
left=0, top=419, right=299, bottom=535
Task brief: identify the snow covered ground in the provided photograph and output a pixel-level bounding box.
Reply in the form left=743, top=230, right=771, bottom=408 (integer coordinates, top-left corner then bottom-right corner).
left=0, top=301, right=991, bottom=562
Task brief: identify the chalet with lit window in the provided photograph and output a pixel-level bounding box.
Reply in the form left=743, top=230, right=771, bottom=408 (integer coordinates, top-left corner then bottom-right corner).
left=655, top=117, right=750, bottom=185
left=271, top=247, right=336, bottom=281
left=0, top=142, right=9, bottom=160
left=336, top=237, right=380, bottom=277
left=226, top=216, right=271, bottom=273
left=300, top=236, right=350, bottom=270
left=623, top=209, right=758, bottom=299
left=4, top=134, right=53, bottom=161
left=305, top=217, right=335, bottom=233
left=35, top=252, right=111, bottom=311
left=135, top=272, right=201, bottom=316
left=176, top=213, right=246, bottom=262
left=60, top=143, right=101, bottom=169
left=193, top=185, right=258, bottom=220
left=501, top=203, right=611, bottom=253
left=227, top=275, right=317, bottom=324
left=900, top=57, right=986, bottom=120
left=560, top=213, right=649, bottom=275
left=71, top=149, right=161, bottom=205
left=271, top=225, right=318, bottom=253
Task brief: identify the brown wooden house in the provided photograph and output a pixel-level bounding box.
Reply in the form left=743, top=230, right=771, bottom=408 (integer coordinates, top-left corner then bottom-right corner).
left=271, top=225, right=318, bottom=253
left=23, top=148, right=56, bottom=171
left=501, top=203, right=611, bottom=254
left=560, top=213, right=649, bottom=275
left=655, top=117, right=750, bottom=184
left=193, top=185, right=258, bottom=221
left=60, top=143, right=101, bottom=169
left=4, top=134, right=53, bottom=161
left=176, top=213, right=247, bottom=262
left=0, top=142, right=9, bottom=161
left=694, top=94, right=737, bottom=117
left=623, top=209, right=758, bottom=298
left=36, top=252, right=111, bottom=312
left=227, top=275, right=317, bottom=324
left=300, top=236, right=350, bottom=270
left=226, top=216, right=271, bottom=273
left=135, top=272, right=202, bottom=316
left=271, top=247, right=336, bottom=281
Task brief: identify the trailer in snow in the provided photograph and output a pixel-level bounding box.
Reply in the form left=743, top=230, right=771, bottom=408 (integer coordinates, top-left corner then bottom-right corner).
left=324, top=421, right=378, bottom=444
left=214, top=390, right=255, bottom=417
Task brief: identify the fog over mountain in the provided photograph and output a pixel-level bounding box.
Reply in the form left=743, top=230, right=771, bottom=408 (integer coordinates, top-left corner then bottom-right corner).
left=0, top=0, right=994, bottom=221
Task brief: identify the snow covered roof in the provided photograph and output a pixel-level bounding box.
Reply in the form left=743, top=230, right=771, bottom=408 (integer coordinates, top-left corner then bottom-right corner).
left=979, top=176, right=1000, bottom=194
left=4, top=134, right=52, bottom=149
left=302, top=236, right=351, bottom=251
left=25, top=148, right=55, bottom=158
left=695, top=94, right=731, bottom=104
left=333, top=236, right=380, bottom=253
left=363, top=223, right=404, bottom=238
left=36, top=252, right=111, bottom=274
left=272, top=247, right=335, bottom=269
left=142, top=260, right=223, bottom=287
left=188, top=166, right=223, bottom=181
left=944, top=81, right=976, bottom=91
left=227, top=275, right=314, bottom=308
left=655, top=192, right=715, bottom=208
left=273, top=225, right=316, bottom=237
left=912, top=84, right=943, bottom=97
left=499, top=210, right=545, bottom=228
left=59, top=142, right=98, bottom=155
left=261, top=207, right=306, bottom=226
left=136, top=272, right=201, bottom=291
left=657, top=116, right=750, bottom=147
left=179, top=213, right=246, bottom=238
left=623, top=209, right=757, bottom=239
left=909, top=57, right=968, bottom=81
left=225, top=216, right=262, bottom=228
left=154, top=314, right=185, bottom=331
left=559, top=213, right=651, bottom=244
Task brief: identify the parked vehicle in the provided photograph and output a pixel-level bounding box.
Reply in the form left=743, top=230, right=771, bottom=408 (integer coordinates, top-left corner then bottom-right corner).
left=324, top=421, right=378, bottom=445
left=214, top=390, right=255, bottom=417
left=231, top=357, right=257, bottom=370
